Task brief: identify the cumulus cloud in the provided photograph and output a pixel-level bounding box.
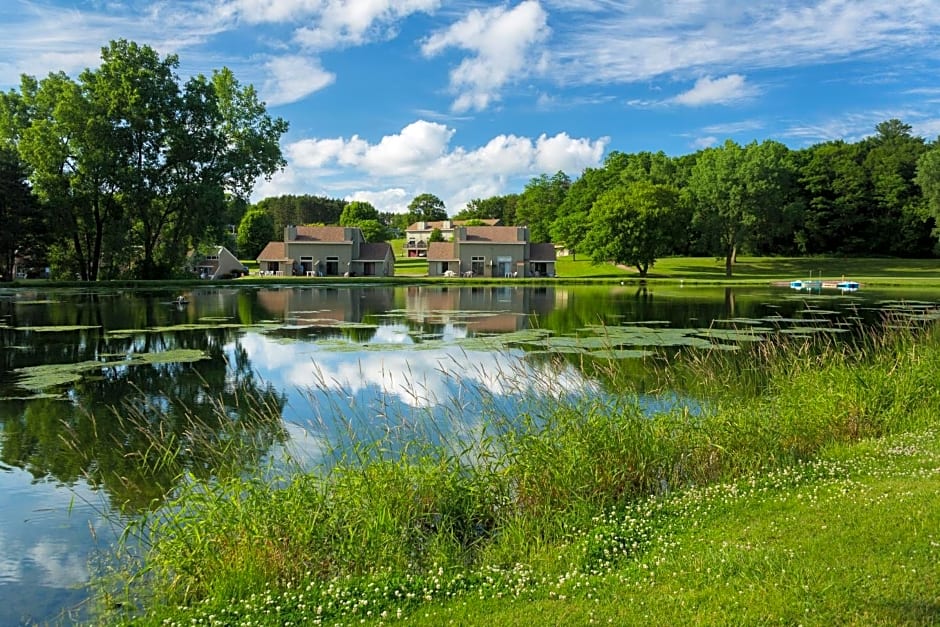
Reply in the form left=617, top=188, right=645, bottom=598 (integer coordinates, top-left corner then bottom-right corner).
left=672, top=74, right=758, bottom=106
left=290, top=0, right=441, bottom=49
left=346, top=188, right=410, bottom=213
left=281, top=119, right=608, bottom=211
left=261, top=55, right=336, bottom=106
left=422, top=0, right=550, bottom=112
left=692, top=136, right=718, bottom=150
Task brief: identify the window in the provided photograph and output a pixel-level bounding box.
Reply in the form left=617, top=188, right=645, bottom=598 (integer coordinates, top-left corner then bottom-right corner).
left=471, top=256, right=484, bottom=276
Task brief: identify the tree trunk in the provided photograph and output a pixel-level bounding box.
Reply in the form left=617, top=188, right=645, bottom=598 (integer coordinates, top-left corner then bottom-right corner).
left=725, top=244, right=735, bottom=277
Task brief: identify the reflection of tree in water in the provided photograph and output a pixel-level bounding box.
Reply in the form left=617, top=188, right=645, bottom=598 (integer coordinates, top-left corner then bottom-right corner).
left=0, top=329, right=286, bottom=513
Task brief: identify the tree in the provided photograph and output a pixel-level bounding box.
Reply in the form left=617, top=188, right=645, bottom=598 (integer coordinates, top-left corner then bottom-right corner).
left=455, top=194, right=518, bottom=224
left=863, top=119, right=931, bottom=256
left=689, top=140, right=797, bottom=276
left=5, top=40, right=288, bottom=280
left=516, top=171, right=571, bottom=242
left=339, top=200, right=379, bottom=226
left=916, top=145, right=940, bottom=243
left=0, top=148, right=43, bottom=280
left=253, top=195, right=346, bottom=234
left=429, top=227, right=444, bottom=242
left=355, top=219, right=389, bottom=242
left=582, top=181, right=680, bottom=276
left=551, top=153, right=631, bottom=259
left=407, top=193, right=447, bottom=223
left=236, top=207, right=275, bottom=258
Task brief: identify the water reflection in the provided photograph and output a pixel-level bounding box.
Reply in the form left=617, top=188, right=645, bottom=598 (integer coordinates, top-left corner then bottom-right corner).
left=1, top=283, right=938, bottom=624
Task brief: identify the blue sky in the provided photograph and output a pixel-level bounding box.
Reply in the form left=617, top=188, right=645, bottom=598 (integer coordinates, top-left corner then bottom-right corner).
left=2, top=1, right=939, bottom=214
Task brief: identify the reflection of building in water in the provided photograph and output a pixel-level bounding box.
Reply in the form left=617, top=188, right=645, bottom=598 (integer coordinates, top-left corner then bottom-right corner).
left=404, top=286, right=557, bottom=333
left=255, top=286, right=394, bottom=323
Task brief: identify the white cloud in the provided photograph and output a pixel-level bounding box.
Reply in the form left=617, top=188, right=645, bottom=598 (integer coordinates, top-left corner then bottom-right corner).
left=261, top=55, right=335, bottom=106
left=422, top=0, right=550, bottom=111
left=347, top=188, right=410, bottom=213
left=692, top=136, right=718, bottom=150
left=360, top=120, right=456, bottom=176
left=551, top=1, right=940, bottom=86
left=290, top=0, right=441, bottom=49
left=278, top=119, right=608, bottom=211
left=672, top=74, right=757, bottom=106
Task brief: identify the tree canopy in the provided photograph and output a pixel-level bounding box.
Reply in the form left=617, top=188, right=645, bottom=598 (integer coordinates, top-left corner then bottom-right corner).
left=407, top=193, right=448, bottom=223
left=0, top=39, right=287, bottom=279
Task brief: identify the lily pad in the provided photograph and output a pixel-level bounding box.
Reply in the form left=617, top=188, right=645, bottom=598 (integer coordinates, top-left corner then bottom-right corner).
left=696, top=329, right=766, bottom=342
left=588, top=349, right=655, bottom=359
left=14, top=325, right=101, bottom=332
left=12, top=349, right=209, bottom=391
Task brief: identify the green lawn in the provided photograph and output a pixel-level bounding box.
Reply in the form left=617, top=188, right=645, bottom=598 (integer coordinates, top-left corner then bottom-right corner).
left=559, top=255, right=940, bottom=285
left=405, top=430, right=940, bottom=626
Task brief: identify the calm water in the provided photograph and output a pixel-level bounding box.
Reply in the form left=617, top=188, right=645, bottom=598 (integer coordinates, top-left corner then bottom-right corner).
left=1, top=283, right=938, bottom=624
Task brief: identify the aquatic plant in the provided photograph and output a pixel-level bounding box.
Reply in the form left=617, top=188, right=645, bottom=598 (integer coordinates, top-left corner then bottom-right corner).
left=88, top=318, right=940, bottom=625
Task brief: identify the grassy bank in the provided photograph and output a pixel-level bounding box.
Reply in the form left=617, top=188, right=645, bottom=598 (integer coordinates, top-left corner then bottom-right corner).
left=90, top=320, right=940, bottom=625
left=7, top=255, right=940, bottom=288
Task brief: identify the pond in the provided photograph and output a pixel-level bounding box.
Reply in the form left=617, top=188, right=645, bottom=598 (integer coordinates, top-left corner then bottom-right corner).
left=2, top=282, right=939, bottom=624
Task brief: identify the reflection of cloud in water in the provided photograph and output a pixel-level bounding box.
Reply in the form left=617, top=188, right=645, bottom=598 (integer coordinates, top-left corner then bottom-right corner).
left=239, top=331, right=594, bottom=410
left=0, top=529, right=20, bottom=584
left=26, top=540, right=88, bottom=587
left=234, top=331, right=598, bottom=466
left=368, top=324, right=413, bottom=345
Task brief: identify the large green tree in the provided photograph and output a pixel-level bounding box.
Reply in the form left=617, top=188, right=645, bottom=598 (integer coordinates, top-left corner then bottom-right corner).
left=406, top=193, right=447, bottom=223
left=689, top=140, right=797, bottom=276
left=339, top=200, right=380, bottom=225
left=455, top=194, right=518, bottom=224
left=916, top=143, right=940, bottom=244
left=551, top=153, right=629, bottom=260
left=253, top=195, right=346, bottom=234
left=516, top=171, right=571, bottom=242
left=236, top=207, right=275, bottom=258
left=0, top=148, right=43, bottom=280
left=3, top=40, right=287, bottom=280
left=582, top=181, right=680, bottom=276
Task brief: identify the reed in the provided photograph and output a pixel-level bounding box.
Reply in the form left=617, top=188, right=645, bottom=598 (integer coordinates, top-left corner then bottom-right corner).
left=89, top=318, right=940, bottom=625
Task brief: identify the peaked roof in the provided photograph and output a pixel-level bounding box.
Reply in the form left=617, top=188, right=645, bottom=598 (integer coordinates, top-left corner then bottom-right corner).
left=257, top=241, right=290, bottom=261
left=528, top=243, right=557, bottom=261
left=406, top=218, right=500, bottom=231
left=462, top=226, right=526, bottom=243
left=358, top=242, right=393, bottom=260
left=426, top=241, right=458, bottom=260
left=293, top=226, right=350, bottom=242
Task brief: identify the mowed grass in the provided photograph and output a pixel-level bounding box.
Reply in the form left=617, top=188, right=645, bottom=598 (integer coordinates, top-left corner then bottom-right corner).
left=585, top=255, right=940, bottom=285
left=405, top=430, right=940, bottom=626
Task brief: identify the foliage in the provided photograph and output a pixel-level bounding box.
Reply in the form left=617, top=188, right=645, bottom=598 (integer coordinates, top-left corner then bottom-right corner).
left=339, top=200, right=379, bottom=226
left=355, top=218, right=390, bottom=243
left=582, top=181, right=680, bottom=275
left=2, top=40, right=287, bottom=280
left=252, top=194, right=346, bottom=235
left=689, top=140, right=799, bottom=276
left=407, top=193, right=448, bottom=223
left=236, top=207, right=275, bottom=258
left=93, top=322, right=940, bottom=625
left=0, top=147, right=44, bottom=280
left=516, top=171, right=571, bottom=242
left=428, top=227, right=445, bottom=243
left=455, top=194, right=519, bottom=224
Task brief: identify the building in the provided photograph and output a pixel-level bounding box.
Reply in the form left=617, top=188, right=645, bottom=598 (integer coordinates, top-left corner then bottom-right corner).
left=191, top=246, right=248, bottom=279
left=404, top=219, right=500, bottom=257
left=256, top=226, right=395, bottom=277
left=425, top=225, right=556, bottom=278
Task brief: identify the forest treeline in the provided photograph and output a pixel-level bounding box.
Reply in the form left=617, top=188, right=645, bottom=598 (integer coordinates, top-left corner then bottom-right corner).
left=3, top=51, right=940, bottom=285
left=251, top=119, right=940, bottom=276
